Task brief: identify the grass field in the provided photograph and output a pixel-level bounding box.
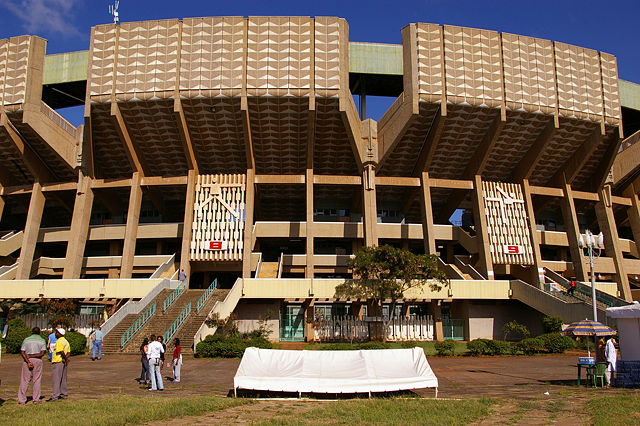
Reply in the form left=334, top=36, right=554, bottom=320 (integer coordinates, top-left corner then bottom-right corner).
left=3, top=392, right=639, bottom=425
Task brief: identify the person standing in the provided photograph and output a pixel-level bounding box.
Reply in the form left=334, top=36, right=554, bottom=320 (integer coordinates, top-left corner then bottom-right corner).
left=47, top=328, right=70, bottom=401
left=17, top=327, right=47, bottom=404
left=178, top=269, right=187, bottom=286
left=158, top=336, right=166, bottom=371
left=567, top=280, right=577, bottom=296
left=92, top=326, right=104, bottom=361
left=147, top=334, right=164, bottom=391
left=139, top=338, right=150, bottom=385
left=604, top=336, right=617, bottom=386
left=172, top=338, right=182, bottom=383
left=47, top=329, right=57, bottom=362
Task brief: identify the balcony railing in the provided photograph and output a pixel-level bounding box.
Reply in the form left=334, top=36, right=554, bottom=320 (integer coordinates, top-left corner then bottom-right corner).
left=163, top=279, right=187, bottom=312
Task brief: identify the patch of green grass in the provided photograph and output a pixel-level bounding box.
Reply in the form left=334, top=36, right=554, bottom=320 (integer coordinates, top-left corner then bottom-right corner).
left=587, top=393, right=640, bottom=426
left=0, top=394, right=251, bottom=426
left=260, top=397, right=493, bottom=425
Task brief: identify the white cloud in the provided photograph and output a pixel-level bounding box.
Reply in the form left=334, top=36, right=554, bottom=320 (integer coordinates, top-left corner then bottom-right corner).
left=0, top=0, right=81, bottom=37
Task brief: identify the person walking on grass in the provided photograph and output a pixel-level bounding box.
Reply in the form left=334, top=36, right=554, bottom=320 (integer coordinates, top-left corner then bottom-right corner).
left=172, top=338, right=182, bottom=383
left=147, top=334, right=164, bottom=391
left=138, top=338, right=150, bottom=385
left=18, top=327, right=46, bottom=404
left=92, top=326, right=104, bottom=361
left=47, top=328, right=70, bottom=401
left=604, top=336, right=617, bottom=386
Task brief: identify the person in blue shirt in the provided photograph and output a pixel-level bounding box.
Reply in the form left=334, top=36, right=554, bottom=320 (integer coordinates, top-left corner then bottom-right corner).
left=47, top=330, right=58, bottom=362
left=91, top=326, right=104, bottom=361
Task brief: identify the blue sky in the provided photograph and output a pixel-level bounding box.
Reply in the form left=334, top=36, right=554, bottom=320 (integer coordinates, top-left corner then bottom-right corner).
left=1, top=0, right=639, bottom=125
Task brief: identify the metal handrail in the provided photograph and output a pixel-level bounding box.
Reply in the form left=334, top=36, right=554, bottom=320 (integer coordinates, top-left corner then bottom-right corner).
left=121, top=302, right=156, bottom=348
left=196, top=278, right=218, bottom=312
left=163, top=302, right=191, bottom=343
left=163, top=279, right=187, bottom=312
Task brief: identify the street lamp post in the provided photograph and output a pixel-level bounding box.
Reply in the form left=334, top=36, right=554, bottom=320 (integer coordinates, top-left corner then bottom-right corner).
left=578, top=230, right=604, bottom=322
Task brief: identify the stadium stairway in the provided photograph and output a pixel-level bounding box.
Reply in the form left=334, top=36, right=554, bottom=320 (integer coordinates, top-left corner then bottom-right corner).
left=102, top=288, right=229, bottom=355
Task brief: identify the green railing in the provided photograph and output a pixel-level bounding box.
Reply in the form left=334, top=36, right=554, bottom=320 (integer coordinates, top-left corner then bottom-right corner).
left=196, top=278, right=218, bottom=312
left=121, top=302, right=156, bottom=348
left=442, top=318, right=465, bottom=341
left=163, top=302, right=191, bottom=343
left=163, top=280, right=187, bottom=312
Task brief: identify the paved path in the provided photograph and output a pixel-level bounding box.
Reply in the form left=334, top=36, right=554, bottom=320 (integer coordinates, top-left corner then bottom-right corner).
left=0, top=352, right=591, bottom=403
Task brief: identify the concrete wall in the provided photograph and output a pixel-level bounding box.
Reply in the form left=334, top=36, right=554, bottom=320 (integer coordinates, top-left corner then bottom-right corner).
left=466, top=300, right=545, bottom=340
left=235, top=300, right=280, bottom=341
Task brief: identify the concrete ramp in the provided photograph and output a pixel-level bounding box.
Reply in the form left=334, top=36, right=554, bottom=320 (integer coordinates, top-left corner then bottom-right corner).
left=0, top=231, right=23, bottom=257
left=510, top=280, right=608, bottom=323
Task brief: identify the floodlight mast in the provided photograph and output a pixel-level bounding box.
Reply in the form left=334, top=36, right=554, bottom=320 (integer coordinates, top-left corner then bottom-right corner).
left=109, top=1, right=120, bottom=25
left=578, top=229, right=604, bottom=322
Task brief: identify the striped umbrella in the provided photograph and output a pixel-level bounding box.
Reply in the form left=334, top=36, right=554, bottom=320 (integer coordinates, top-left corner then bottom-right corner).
left=561, top=319, right=616, bottom=337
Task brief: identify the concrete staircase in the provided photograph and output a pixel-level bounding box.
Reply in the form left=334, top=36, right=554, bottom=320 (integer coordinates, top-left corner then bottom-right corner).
left=258, top=261, right=279, bottom=278
left=169, top=289, right=229, bottom=354
left=0, top=231, right=23, bottom=256
left=103, top=288, right=230, bottom=354
left=101, top=289, right=172, bottom=353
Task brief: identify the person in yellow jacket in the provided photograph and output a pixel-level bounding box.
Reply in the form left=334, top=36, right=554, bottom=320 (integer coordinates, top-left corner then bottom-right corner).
left=47, top=328, right=70, bottom=402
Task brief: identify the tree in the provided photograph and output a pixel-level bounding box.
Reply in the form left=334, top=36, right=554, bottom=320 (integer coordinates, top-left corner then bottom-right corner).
left=40, top=299, right=78, bottom=329
left=335, top=245, right=448, bottom=340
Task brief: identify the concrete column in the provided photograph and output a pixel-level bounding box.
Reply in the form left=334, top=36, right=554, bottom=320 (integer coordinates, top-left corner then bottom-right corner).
left=419, top=172, right=436, bottom=255
left=305, top=169, right=314, bottom=280
left=596, top=187, right=632, bottom=302
left=625, top=187, right=640, bottom=257
left=16, top=182, right=45, bottom=279
left=0, top=195, right=5, bottom=224
left=242, top=169, right=255, bottom=278
left=362, top=164, right=378, bottom=247
left=560, top=182, right=588, bottom=281
left=471, top=175, right=494, bottom=279
left=522, top=179, right=545, bottom=288
left=63, top=176, right=94, bottom=279
left=108, top=241, right=120, bottom=279
left=180, top=170, right=197, bottom=284
left=431, top=301, right=444, bottom=342
left=120, top=173, right=142, bottom=278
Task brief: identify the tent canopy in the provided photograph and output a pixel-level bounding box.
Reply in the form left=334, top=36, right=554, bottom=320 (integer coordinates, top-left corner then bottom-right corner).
left=234, top=347, right=438, bottom=394
left=606, top=302, right=640, bottom=319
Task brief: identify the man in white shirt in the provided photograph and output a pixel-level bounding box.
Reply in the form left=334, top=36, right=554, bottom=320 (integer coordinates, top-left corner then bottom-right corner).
left=147, top=334, right=165, bottom=391
left=604, top=337, right=617, bottom=386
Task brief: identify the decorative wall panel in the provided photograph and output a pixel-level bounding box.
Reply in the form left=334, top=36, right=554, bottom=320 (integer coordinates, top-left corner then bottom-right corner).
left=482, top=181, right=534, bottom=265
left=314, top=17, right=341, bottom=97
left=89, top=25, right=117, bottom=102
left=600, top=53, right=621, bottom=126
left=1, top=36, right=30, bottom=108
left=415, top=23, right=444, bottom=103
left=443, top=26, right=502, bottom=108
left=501, top=33, right=556, bottom=114
left=554, top=42, right=603, bottom=122
left=191, top=174, right=246, bottom=261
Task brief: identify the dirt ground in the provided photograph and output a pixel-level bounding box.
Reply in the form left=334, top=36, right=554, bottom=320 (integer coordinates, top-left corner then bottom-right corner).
left=0, top=352, right=636, bottom=424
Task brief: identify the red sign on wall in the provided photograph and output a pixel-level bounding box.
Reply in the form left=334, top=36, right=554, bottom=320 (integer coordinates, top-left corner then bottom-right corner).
left=503, top=244, right=524, bottom=255
left=206, top=241, right=228, bottom=251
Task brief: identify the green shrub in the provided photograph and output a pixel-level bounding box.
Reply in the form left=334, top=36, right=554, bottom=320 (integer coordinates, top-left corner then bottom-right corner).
left=486, top=340, right=512, bottom=356
left=356, top=341, right=391, bottom=350
left=3, top=318, right=32, bottom=354
left=542, top=316, right=563, bottom=333
left=65, top=331, right=87, bottom=355
left=538, top=332, right=574, bottom=353
left=400, top=340, right=419, bottom=348
left=195, top=335, right=272, bottom=358
left=434, top=340, right=456, bottom=356
left=467, top=339, right=490, bottom=355
left=502, top=320, right=530, bottom=341
left=514, top=337, right=545, bottom=355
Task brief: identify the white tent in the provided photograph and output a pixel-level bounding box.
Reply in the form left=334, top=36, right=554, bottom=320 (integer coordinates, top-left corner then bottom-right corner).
left=606, top=302, right=640, bottom=360
left=234, top=347, right=438, bottom=397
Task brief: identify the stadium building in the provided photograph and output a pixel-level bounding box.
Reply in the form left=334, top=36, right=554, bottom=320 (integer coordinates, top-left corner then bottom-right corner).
left=1, top=16, right=640, bottom=351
